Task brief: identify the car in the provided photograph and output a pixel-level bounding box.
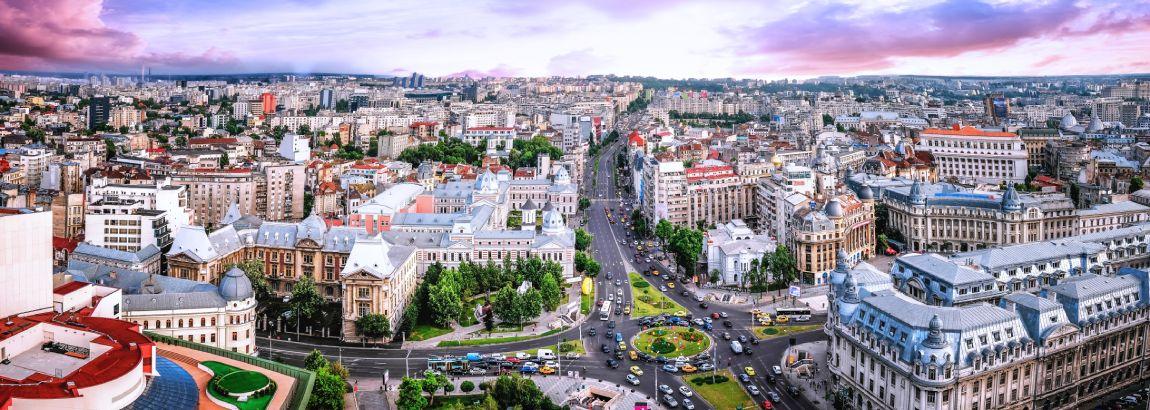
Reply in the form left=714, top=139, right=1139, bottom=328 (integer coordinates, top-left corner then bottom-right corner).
left=662, top=364, right=679, bottom=372
left=745, top=348, right=754, bottom=356
left=738, top=373, right=751, bottom=383
left=544, top=361, right=558, bottom=369
left=761, top=400, right=774, bottom=410
left=655, top=356, right=669, bottom=364
left=679, top=385, right=694, bottom=397
left=745, top=367, right=757, bottom=376
left=488, top=353, right=505, bottom=360
left=615, top=280, right=622, bottom=286
left=691, top=318, right=704, bottom=326
left=771, top=365, right=783, bottom=376
left=615, top=350, right=624, bottom=359
left=667, top=282, right=676, bottom=289
left=680, top=364, right=698, bottom=373
left=699, top=302, right=709, bottom=309
left=614, top=307, right=623, bottom=315
left=601, top=344, right=610, bottom=353
left=787, top=385, right=800, bottom=396
left=623, top=305, right=632, bottom=315
left=775, top=315, right=790, bottom=324
left=606, top=359, right=620, bottom=368
left=703, top=317, right=713, bottom=324
left=540, top=366, right=556, bottom=375
left=630, top=366, right=644, bottom=376
left=682, top=398, right=695, bottom=409
left=767, top=391, right=782, bottom=403
left=469, top=367, right=488, bottom=375
left=722, top=332, right=732, bottom=340
left=750, top=338, right=760, bottom=345
left=659, top=286, right=668, bottom=291
left=638, top=352, right=653, bottom=362
left=680, top=290, right=690, bottom=296
left=606, top=273, right=614, bottom=280
left=515, top=352, right=531, bottom=360
left=698, top=363, right=715, bottom=372
left=615, top=332, right=624, bottom=342
left=658, top=384, right=674, bottom=395
left=618, top=341, right=627, bottom=350
left=607, top=294, right=614, bottom=302
left=629, top=350, right=638, bottom=360
left=520, top=364, right=538, bottom=374
left=719, top=312, right=729, bottom=318
left=626, top=374, right=641, bottom=385
left=747, top=385, right=761, bottom=396
left=738, top=335, right=748, bottom=343
left=674, top=310, right=687, bottom=317
left=564, top=353, right=581, bottom=360
left=662, top=395, right=679, bottom=408
left=607, top=321, right=616, bottom=329
left=723, top=320, right=733, bottom=328
left=587, top=328, right=597, bottom=336
left=711, top=312, right=721, bottom=319
left=694, top=295, right=704, bottom=302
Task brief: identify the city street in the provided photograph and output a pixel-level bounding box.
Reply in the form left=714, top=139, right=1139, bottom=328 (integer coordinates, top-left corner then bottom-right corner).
left=258, top=134, right=829, bottom=409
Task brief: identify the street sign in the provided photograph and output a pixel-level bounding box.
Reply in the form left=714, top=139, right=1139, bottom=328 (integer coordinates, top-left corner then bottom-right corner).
left=788, top=285, right=801, bottom=297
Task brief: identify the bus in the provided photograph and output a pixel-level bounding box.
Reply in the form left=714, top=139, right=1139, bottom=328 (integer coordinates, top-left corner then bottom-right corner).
left=600, top=300, right=612, bottom=321
left=775, top=307, right=812, bottom=322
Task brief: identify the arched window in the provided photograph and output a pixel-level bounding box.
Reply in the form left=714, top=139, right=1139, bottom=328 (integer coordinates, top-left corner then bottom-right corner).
left=166, top=320, right=172, bottom=328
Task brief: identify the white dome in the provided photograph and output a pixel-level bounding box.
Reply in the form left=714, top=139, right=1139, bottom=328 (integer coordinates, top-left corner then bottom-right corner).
left=1060, top=113, right=1078, bottom=129
left=475, top=170, right=499, bottom=194
left=541, top=209, right=566, bottom=234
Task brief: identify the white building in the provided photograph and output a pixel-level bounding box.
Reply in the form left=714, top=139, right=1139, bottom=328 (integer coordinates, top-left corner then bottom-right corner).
left=461, top=126, right=516, bottom=149
left=278, top=132, right=311, bottom=162
left=0, top=208, right=53, bottom=318
left=705, top=220, right=777, bottom=286
left=918, top=125, right=1028, bottom=184
left=84, top=197, right=173, bottom=252
left=87, top=176, right=192, bottom=237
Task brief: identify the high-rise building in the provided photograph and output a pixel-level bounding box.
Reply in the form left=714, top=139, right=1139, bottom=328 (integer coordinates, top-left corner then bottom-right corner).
left=320, top=88, right=334, bottom=109
left=983, top=92, right=1009, bottom=124
left=260, top=92, right=276, bottom=114
left=918, top=125, right=1028, bottom=184
left=0, top=208, right=53, bottom=318
left=87, top=96, right=111, bottom=130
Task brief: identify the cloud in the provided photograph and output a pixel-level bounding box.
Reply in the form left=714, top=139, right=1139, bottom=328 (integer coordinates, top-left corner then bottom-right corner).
left=444, top=65, right=520, bottom=79
left=1032, top=55, right=1065, bottom=68
left=486, top=0, right=693, bottom=17
left=0, top=0, right=235, bottom=71
left=736, top=0, right=1150, bottom=75
left=547, top=49, right=610, bottom=76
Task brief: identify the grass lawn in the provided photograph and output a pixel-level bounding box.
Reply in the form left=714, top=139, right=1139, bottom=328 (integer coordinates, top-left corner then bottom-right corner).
left=684, top=370, right=757, bottom=410
left=201, top=361, right=274, bottom=410
left=428, top=394, right=488, bottom=409
left=438, top=327, right=567, bottom=347
left=507, top=339, right=586, bottom=357
left=628, top=273, right=685, bottom=317
left=632, top=327, right=710, bottom=358
left=754, top=324, right=822, bottom=340
left=409, top=324, right=453, bottom=341
left=580, top=292, right=593, bottom=315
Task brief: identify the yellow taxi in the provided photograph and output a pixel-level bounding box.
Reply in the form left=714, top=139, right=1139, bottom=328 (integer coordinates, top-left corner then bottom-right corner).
left=630, top=366, right=644, bottom=376
left=629, top=350, right=638, bottom=360
left=540, top=366, right=556, bottom=375
left=680, top=364, right=698, bottom=373
left=618, top=341, right=627, bottom=350
left=776, top=315, right=790, bottom=324
left=667, top=282, right=676, bottom=289
left=624, top=305, right=632, bottom=315
left=744, top=367, right=756, bottom=376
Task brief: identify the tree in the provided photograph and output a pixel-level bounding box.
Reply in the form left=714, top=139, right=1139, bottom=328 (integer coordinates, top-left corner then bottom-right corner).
left=655, top=219, right=674, bottom=246
left=578, top=197, right=591, bottom=211
left=507, top=136, right=564, bottom=169
left=298, top=124, right=312, bottom=135
left=575, top=228, right=593, bottom=251
left=822, top=113, right=835, bottom=126
left=520, top=289, right=543, bottom=320
left=668, top=227, right=705, bottom=276
left=291, top=275, right=324, bottom=322
left=772, top=244, right=799, bottom=286
left=354, top=313, right=392, bottom=342
left=397, top=377, right=428, bottom=410
left=218, top=151, right=229, bottom=167
left=309, top=367, right=347, bottom=410
left=460, top=380, right=476, bottom=393
left=104, top=139, right=117, bottom=160
left=227, top=260, right=271, bottom=306
left=428, top=279, right=463, bottom=328
left=329, top=361, right=350, bottom=381
left=483, top=309, right=495, bottom=331
left=303, top=350, right=329, bottom=371
left=492, top=286, right=523, bottom=326
left=1131, top=176, right=1145, bottom=192
left=421, top=370, right=449, bottom=406
left=539, top=274, right=562, bottom=311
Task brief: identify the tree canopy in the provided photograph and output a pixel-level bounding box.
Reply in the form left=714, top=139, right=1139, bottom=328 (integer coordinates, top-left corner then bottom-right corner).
left=397, top=138, right=482, bottom=167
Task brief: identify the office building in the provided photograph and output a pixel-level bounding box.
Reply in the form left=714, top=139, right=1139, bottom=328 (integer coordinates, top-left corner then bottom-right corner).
left=918, top=125, right=1028, bottom=184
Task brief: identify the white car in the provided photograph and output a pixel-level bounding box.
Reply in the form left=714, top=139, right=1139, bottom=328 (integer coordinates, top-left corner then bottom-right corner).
left=747, top=385, right=761, bottom=396
left=678, top=385, right=694, bottom=397
left=771, top=365, right=783, bottom=375
left=488, top=353, right=505, bottom=360
left=659, top=286, right=668, bottom=291
left=515, top=352, right=531, bottom=360
left=626, top=374, right=641, bottom=385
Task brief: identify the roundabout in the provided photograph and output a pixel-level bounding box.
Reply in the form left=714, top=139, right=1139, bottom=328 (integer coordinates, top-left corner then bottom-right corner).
left=631, top=327, right=712, bottom=358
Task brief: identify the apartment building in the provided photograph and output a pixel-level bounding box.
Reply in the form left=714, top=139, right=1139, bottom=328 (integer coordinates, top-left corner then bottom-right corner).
left=171, top=163, right=305, bottom=226
left=84, top=197, right=173, bottom=252
left=789, top=192, right=875, bottom=284
left=918, top=125, right=1028, bottom=184
left=640, top=157, right=688, bottom=226
left=683, top=163, right=756, bottom=229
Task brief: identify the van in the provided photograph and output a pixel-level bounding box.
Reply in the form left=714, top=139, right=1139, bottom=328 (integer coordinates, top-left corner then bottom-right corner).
left=730, top=341, right=743, bottom=354
left=536, top=349, right=556, bottom=360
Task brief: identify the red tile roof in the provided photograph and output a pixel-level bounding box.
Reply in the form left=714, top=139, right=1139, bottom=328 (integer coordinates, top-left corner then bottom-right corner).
left=53, top=281, right=90, bottom=296
left=922, top=125, right=1015, bottom=138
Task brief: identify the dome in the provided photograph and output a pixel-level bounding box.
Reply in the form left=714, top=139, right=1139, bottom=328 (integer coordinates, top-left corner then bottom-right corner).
left=857, top=185, right=874, bottom=200
left=1086, top=111, right=1104, bottom=132
left=1060, top=113, right=1078, bottom=129
left=475, top=170, right=499, bottom=194
left=218, top=267, right=254, bottom=301
left=541, top=208, right=566, bottom=234
left=297, top=212, right=328, bottom=240
left=922, top=314, right=948, bottom=349
left=909, top=179, right=926, bottom=205
left=824, top=198, right=844, bottom=218
left=553, top=166, right=571, bottom=185
left=1001, top=184, right=1021, bottom=212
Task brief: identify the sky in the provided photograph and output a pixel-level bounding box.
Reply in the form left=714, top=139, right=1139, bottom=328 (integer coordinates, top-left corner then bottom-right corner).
left=2, top=0, right=1149, bottom=79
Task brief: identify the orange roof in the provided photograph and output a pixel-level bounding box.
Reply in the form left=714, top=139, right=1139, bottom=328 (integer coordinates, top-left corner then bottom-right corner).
left=922, top=125, right=1015, bottom=138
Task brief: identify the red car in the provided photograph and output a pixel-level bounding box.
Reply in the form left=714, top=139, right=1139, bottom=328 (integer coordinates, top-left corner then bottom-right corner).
left=762, top=400, right=774, bottom=410
left=711, top=312, right=721, bottom=319
left=506, top=357, right=521, bottom=364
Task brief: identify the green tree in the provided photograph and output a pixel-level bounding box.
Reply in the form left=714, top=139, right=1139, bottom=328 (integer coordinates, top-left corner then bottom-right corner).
left=1131, top=176, right=1144, bottom=192
left=822, top=113, right=835, bottom=126
left=492, top=286, right=523, bottom=326
left=483, top=309, right=495, bottom=331
left=428, top=279, right=463, bottom=328
left=539, top=274, right=562, bottom=311
left=460, top=380, right=476, bottom=393
left=578, top=197, right=591, bottom=211
left=575, top=228, right=593, bottom=251
left=291, top=275, right=324, bottom=324
left=507, top=136, right=564, bottom=169
left=104, top=139, right=117, bottom=160
left=520, top=289, right=543, bottom=319
left=309, top=367, right=346, bottom=410
left=397, top=377, right=427, bottom=410
left=303, top=349, right=329, bottom=371
left=772, top=244, right=799, bottom=285
left=655, top=219, right=674, bottom=246
left=298, top=124, right=312, bottom=135
left=226, top=260, right=271, bottom=306
left=354, top=313, right=392, bottom=342
left=421, top=370, right=449, bottom=406
left=668, top=227, right=705, bottom=276
left=218, top=151, right=229, bottom=167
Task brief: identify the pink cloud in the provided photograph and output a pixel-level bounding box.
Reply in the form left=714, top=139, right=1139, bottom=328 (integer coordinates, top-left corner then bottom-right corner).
left=0, top=0, right=235, bottom=71
left=1032, top=55, right=1066, bottom=68
left=488, top=0, right=691, bottom=17
left=737, top=0, right=1150, bottom=75
left=444, top=65, right=520, bottom=79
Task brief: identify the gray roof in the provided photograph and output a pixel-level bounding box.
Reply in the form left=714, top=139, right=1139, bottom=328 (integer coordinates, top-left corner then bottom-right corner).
left=863, top=293, right=1019, bottom=331
left=67, top=261, right=229, bottom=311
left=218, top=267, right=254, bottom=301
left=73, top=243, right=161, bottom=264
left=952, top=240, right=1106, bottom=271
left=1004, top=292, right=1063, bottom=313
left=1049, top=273, right=1140, bottom=300
left=899, top=254, right=994, bottom=285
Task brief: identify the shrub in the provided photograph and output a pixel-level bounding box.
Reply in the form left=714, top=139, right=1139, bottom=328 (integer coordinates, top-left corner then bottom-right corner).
left=650, top=338, right=676, bottom=354
left=460, top=381, right=475, bottom=393
left=690, top=375, right=730, bottom=385
left=633, top=280, right=650, bottom=288
left=559, top=342, right=575, bottom=352
left=762, top=328, right=779, bottom=335
left=444, top=384, right=455, bottom=393
left=638, top=295, right=652, bottom=303
left=681, top=331, right=703, bottom=342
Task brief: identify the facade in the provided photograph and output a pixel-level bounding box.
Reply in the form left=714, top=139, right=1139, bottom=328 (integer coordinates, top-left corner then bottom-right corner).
left=684, top=163, right=756, bottom=229
left=756, top=165, right=816, bottom=239
left=789, top=192, right=876, bottom=284
left=172, top=163, right=306, bottom=226
left=640, top=157, right=689, bottom=226
left=918, top=126, right=1028, bottom=184
left=1016, top=128, right=1065, bottom=171
left=70, top=242, right=162, bottom=275
left=826, top=248, right=1150, bottom=410
left=84, top=197, right=173, bottom=252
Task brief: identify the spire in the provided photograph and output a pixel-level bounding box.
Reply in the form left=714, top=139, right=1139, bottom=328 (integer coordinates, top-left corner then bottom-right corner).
left=840, top=270, right=860, bottom=304
left=923, top=314, right=947, bottom=349
left=1001, top=184, right=1021, bottom=212
left=909, top=178, right=926, bottom=205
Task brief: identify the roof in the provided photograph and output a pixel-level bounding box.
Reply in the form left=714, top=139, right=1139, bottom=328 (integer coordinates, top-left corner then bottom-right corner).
left=354, top=183, right=425, bottom=215
left=952, top=240, right=1106, bottom=271
left=921, top=125, right=1017, bottom=138
left=898, top=253, right=994, bottom=285
left=863, top=293, right=1018, bottom=331
left=73, top=243, right=161, bottom=264
left=1049, top=273, right=1140, bottom=301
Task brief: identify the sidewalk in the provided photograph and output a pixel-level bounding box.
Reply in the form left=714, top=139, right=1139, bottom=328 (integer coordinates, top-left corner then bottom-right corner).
left=780, top=340, right=833, bottom=409
left=404, top=282, right=588, bottom=349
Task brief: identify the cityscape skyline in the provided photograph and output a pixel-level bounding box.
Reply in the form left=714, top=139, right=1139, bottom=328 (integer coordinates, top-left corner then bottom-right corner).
left=3, top=0, right=1150, bottom=78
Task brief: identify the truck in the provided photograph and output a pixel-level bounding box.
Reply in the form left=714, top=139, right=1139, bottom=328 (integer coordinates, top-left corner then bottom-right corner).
left=730, top=341, right=743, bottom=354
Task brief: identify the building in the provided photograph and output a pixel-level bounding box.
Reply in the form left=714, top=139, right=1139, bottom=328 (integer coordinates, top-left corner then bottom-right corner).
left=86, top=176, right=193, bottom=235
left=918, top=125, right=1028, bottom=184
left=705, top=219, right=776, bottom=286
left=84, top=196, right=173, bottom=252
left=684, top=163, right=756, bottom=229
left=171, top=164, right=306, bottom=226
left=825, top=248, right=1150, bottom=410
left=0, top=208, right=54, bottom=318
left=1016, top=128, right=1065, bottom=171
left=87, top=96, right=111, bottom=130
left=277, top=133, right=311, bottom=162
left=756, top=165, right=815, bottom=239
left=18, top=144, right=53, bottom=188
left=984, top=92, right=1009, bottom=124
left=640, top=157, right=688, bottom=226
left=70, top=242, right=162, bottom=274
left=259, top=92, right=276, bottom=114
left=461, top=127, right=516, bottom=149
left=789, top=192, right=875, bottom=284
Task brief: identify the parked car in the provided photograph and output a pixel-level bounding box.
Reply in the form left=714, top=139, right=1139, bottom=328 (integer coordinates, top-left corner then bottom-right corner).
left=626, top=374, right=641, bottom=385
left=682, top=398, right=695, bottom=409
left=738, top=335, right=748, bottom=343
left=658, top=385, right=674, bottom=395
left=747, top=385, right=761, bottom=396
left=606, top=359, right=620, bottom=368
left=662, top=395, right=679, bottom=408
left=679, top=386, right=694, bottom=397
left=723, top=320, right=733, bottom=328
